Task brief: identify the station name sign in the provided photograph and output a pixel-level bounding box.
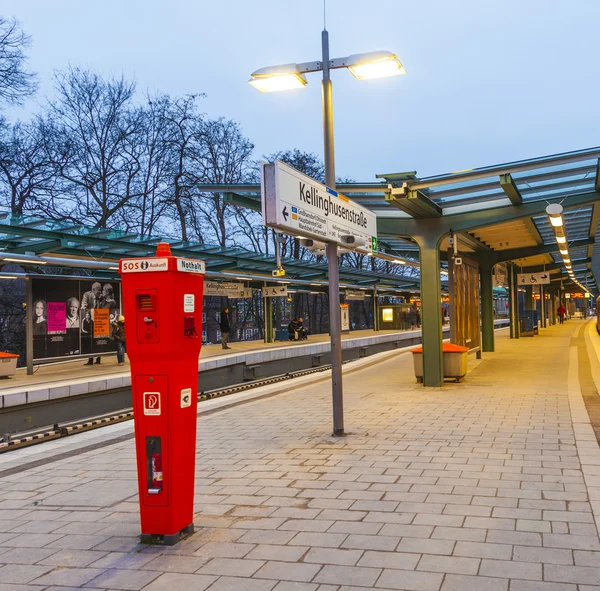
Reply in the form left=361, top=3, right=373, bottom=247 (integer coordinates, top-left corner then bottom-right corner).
left=261, top=160, right=378, bottom=252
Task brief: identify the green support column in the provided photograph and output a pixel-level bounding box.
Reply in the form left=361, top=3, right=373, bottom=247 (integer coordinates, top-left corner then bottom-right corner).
left=373, top=287, right=379, bottom=331
left=540, top=285, right=546, bottom=328
left=508, top=264, right=514, bottom=339
left=417, top=236, right=443, bottom=387
left=525, top=286, right=534, bottom=311
left=480, top=262, right=495, bottom=352
left=513, top=265, right=520, bottom=339
left=266, top=297, right=274, bottom=343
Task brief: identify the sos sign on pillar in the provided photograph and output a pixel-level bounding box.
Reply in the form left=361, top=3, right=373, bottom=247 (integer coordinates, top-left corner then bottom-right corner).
left=120, top=243, right=205, bottom=546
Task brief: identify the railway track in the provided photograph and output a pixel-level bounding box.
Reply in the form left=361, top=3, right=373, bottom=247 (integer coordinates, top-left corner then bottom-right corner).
left=0, top=363, right=335, bottom=454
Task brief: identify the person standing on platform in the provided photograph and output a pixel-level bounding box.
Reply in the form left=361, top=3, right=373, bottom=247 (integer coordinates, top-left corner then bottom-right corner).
left=288, top=319, right=298, bottom=341
left=408, top=306, right=417, bottom=330
left=558, top=303, right=566, bottom=324
left=82, top=282, right=103, bottom=366
left=111, top=315, right=126, bottom=366
left=220, top=308, right=231, bottom=350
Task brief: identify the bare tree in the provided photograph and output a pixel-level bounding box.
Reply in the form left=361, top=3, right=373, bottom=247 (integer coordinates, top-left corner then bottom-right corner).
left=45, top=67, right=142, bottom=227
left=0, top=116, right=56, bottom=215
left=0, top=18, right=37, bottom=106
left=161, top=93, right=206, bottom=241
left=191, top=117, right=254, bottom=246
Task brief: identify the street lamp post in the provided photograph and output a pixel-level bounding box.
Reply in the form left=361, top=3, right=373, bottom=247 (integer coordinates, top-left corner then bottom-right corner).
left=249, top=29, right=405, bottom=436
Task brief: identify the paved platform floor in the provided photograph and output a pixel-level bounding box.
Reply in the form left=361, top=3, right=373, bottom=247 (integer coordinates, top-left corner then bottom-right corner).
left=0, top=320, right=599, bottom=590
left=0, top=328, right=415, bottom=392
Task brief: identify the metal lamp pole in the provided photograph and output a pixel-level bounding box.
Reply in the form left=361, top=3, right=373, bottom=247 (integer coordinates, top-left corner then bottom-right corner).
left=321, top=29, right=344, bottom=436
left=249, top=32, right=405, bottom=438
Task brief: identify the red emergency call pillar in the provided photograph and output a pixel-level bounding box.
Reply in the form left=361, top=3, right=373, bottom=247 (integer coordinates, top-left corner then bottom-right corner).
left=120, top=243, right=205, bottom=545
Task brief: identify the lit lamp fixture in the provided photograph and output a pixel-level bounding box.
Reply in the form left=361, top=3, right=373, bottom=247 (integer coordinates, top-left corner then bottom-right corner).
left=249, top=51, right=405, bottom=92
left=546, top=203, right=577, bottom=287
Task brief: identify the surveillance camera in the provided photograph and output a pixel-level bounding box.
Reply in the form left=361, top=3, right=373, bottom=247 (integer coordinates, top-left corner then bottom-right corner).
left=300, top=239, right=326, bottom=251
left=340, top=235, right=366, bottom=248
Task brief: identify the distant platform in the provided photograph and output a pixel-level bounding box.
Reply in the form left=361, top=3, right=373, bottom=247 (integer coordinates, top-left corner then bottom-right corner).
left=0, top=322, right=509, bottom=433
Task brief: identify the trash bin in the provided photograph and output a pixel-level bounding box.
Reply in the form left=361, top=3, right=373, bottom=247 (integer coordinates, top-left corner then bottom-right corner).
left=0, top=352, right=19, bottom=378
left=411, top=343, right=470, bottom=383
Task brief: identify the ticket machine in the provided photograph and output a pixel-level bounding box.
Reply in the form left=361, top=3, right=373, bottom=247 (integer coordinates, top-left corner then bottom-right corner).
left=120, top=243, right=205, bottom=545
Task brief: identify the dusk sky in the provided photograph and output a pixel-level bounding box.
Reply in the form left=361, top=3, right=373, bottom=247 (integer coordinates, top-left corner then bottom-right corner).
left=3, top=0, right=600, bottom=181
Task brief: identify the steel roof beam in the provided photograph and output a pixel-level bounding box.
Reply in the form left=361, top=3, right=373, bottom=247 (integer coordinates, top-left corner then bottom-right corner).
left=458, top=232, right=492, bottom=251
left=499, top=173, right=523, bottom=205
left=385, top=188, right=443, bottom=218
left=518, top=258, right=591, bottom=273
left=378, top=191, right=600, bottom=237
left=427, top=164, right=596, bottom=200
left=407, top=147, right=600, bottom=191
left=494, top=238, right=594, bottom=262
left=223, top=192, right=261, bottom=212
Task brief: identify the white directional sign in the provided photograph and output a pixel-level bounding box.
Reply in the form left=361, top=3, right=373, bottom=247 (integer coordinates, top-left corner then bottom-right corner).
left=517, top=271, right=551, bottom=285
left=345, top=290, right=366, bottom=301
left=494, top=263, right=508, bottom=287
left=262, top=285, right=288, bottom=298
left=204, top=282, right=252, bottom=298
left=261, top=160, right=378, bottom=252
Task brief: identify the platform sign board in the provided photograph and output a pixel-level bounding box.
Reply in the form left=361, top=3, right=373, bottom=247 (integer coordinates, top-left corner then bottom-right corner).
left=517, top=272, right=550, bottom=285
left=345, top=290, right=366, bottom=301
left=261, top=160, right=378, bottom=253
left=340, top=304, right=350, bottom=332
left=204, top=281, right=251, bottom=298
left=262, top=285, right=288, bottom=298
left=494, top=263, right=508, bottom=287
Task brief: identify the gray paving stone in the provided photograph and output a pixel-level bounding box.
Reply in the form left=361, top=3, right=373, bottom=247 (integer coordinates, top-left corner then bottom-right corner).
left=0, top=547, right=59, bottom=564
left=199, top=557, right=265, bottom=577
left=479, top=558, right=542, bottom=580
left=376, top=569, right=444, bottom=591
left=246, top=545, right=309, bottom=562
left=141, top=572, right=217, bottom=591
left=543, top=534, right=600, bottom=550
left=83, top=567, right=161, bottom=590
left=356, top=550, right=420, bottom=570
left=142, top=554, right=208, bottom=572
left=341, top=534, right=399, bottom=551
left=396, top=538, right=454, bottom=556
left=39, top=549, right=108, bottom=567
left=253, top=560, right=322, bottom=582
left=440, top=574, right=508, bottom=591
left=509, top=581, right=577, bottom=591
left=239, top=531, right=297, bottom=545
left=544, top=564, right=600, bottom=585
left=207, top=577, right=278, bottom=590
left=416, top=555, right=479, bottom=575
left=313, top=565, right=381, bottom=587
left=453, top=541, right=512, bottom=560
left=0, top=564, right=53, bottom=584
left=30, top=567, right=106, bottom=587
left=290, top=533, right=347, bottom=548
left=194, top=542, right=255, bottom=559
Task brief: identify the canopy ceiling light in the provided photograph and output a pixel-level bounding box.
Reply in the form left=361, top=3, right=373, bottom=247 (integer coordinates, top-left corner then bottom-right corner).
left=544, top=203, right=587, bottom=290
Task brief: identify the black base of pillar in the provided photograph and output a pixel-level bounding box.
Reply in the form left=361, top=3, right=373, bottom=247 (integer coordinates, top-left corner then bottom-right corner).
left=140, top=523, right=195, bottom=546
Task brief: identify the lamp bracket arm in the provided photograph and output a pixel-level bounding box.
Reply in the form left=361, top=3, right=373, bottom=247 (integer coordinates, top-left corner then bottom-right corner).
left=296, top=60, right=324, bottom=73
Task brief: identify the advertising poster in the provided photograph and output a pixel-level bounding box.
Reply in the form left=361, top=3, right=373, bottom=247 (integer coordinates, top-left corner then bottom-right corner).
left=32, top=277, right=121, bottom=361
left=93, top=308, right=110, bottom=338
left=47, top=302, right=67, bottom=334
